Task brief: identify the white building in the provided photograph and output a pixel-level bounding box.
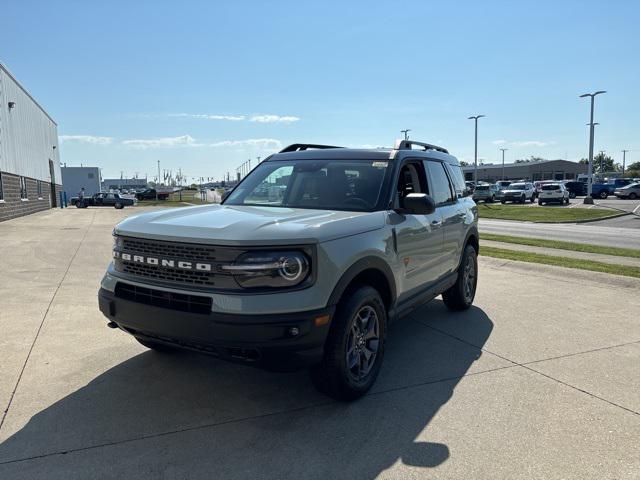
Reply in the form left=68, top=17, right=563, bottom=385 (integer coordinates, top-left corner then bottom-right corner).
left=0, top=62, right=62, bottom=222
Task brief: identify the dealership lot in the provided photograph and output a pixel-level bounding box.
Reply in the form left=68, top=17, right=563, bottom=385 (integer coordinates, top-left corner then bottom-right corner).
left=1, top=208, right=639, bottom=479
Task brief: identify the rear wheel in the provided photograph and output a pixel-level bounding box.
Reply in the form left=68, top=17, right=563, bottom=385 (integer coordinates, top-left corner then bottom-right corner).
left=114, top=203, right=124, bottom=209
left=538, top=199, right=544, bottom=205
left=442, top=244, right=477, bottom=311
left=310, top=285, right=386, bottom=401
left=599, top=191, right=608, bottom=199
left=629, top=192, right=638, bottom=200
left=500, top=200, right=506, bottom=204
left=530, top=194, right=536, bottom=203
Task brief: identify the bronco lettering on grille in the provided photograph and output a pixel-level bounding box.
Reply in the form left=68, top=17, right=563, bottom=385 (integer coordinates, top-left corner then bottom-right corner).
left=114, top=251, right=213, bottom=272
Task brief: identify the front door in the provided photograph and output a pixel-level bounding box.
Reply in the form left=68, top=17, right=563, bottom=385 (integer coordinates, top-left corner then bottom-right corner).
left=49, top=160, right=57, bottom=207
left=392, top=161, right=446, bottom=298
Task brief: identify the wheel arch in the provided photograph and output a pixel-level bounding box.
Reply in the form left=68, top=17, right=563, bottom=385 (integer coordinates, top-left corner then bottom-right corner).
left=327, top=257, right=396, bottom=313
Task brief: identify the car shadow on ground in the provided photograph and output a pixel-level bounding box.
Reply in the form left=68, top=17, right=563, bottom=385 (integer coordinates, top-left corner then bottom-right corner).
left=0, top=301, right=493, bottom=479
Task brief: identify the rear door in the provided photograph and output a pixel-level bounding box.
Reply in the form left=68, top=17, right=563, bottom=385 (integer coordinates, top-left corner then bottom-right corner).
left=425, top=160, right=466, bottom=275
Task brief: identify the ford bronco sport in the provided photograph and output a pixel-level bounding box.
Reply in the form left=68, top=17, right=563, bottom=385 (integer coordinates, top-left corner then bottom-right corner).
left=99, top=140, right=479, bottom=400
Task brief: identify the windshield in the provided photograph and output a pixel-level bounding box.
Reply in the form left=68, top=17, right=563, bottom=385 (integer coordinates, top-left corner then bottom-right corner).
left=224, top=159, right=391, bottom=211
left=508, top=183, right=526, bottom=190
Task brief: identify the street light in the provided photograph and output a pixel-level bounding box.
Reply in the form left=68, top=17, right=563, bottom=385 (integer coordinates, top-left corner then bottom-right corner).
left=499, top=148, right=508, bottom=181
left=400, top=129, right=411, bottom=140
left=579, top=90, right=606, bottom=204
left=622, top=150, right=629, bottom=176
left=468, top=115, right=485, bottom=184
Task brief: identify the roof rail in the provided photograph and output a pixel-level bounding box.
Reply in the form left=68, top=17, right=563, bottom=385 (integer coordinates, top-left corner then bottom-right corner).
left=279, top=143, right=343, bottom=153
left=394, top=139, right=449, bottom=154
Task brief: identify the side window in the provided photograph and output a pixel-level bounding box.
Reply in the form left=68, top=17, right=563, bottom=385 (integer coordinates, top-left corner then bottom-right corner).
left=396, top=161, right=428, bottom=208
left=425, top=161, right=454, bottom=205
left=444, top=163, right=466, bottom=198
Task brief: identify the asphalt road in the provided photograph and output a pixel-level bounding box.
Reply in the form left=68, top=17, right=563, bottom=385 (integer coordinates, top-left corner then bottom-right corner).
left=1, top=207, right=639, bottom=479
left=479, top=217, right=640, bottom=249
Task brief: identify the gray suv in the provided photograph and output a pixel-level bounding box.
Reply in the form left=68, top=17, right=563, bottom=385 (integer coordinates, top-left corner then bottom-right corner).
left=99, top=140, right=479, bottom=400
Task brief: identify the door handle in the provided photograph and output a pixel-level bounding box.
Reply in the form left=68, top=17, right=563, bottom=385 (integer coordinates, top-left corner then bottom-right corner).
left=431, top=220, right=442, bottom=226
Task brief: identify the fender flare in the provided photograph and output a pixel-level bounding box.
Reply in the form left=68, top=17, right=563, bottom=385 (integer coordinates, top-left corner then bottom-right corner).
left=327, top=256, right=397, bottom=307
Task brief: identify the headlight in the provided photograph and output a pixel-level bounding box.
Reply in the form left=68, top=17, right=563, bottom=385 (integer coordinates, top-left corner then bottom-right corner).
left=222, top=251, right=311, bottom=289
left=112, top=232, right=123, bottom=249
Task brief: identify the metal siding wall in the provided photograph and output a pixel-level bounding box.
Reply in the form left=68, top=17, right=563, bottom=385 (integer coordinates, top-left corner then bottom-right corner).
left=0, top=66, right=61, bottom=184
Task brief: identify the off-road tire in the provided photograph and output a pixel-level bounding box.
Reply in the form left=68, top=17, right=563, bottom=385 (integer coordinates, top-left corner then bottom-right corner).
left=442, top=244, right=478, bottom=311
left=310, top=285, right=387, bottom=401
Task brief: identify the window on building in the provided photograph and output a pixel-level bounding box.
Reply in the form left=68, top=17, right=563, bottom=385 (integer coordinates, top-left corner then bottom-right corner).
left=0, top=172, right=4, bottom=200
left=20, top=177, right=28, bottom=200
left=37, top=180, right=43, bottom=198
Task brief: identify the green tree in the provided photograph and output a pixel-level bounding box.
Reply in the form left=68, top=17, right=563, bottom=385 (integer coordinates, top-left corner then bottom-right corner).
left=459, top=161, right=469, bottom=167
left=592, top=152, right=619, bottom=173
left=626, top=161, right=640, bottom=172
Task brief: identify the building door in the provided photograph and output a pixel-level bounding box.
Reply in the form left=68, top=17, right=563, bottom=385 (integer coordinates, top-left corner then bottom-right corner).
left=49, top=160, right=57, bottom=207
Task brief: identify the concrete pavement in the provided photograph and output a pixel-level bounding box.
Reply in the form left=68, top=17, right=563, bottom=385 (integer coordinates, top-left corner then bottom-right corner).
left=1, top=207, right=639, bottom=479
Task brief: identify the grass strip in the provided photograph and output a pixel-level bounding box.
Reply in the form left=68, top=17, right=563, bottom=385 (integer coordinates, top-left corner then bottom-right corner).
left=481, top=233, right=640, bottom=259
left=477, top=204, right=618, bottom=222
left=480, top=246, right=640, bottom=279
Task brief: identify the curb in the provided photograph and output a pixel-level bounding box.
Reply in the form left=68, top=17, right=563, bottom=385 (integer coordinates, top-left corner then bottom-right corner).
left=534, top=212, right=631, bottom=224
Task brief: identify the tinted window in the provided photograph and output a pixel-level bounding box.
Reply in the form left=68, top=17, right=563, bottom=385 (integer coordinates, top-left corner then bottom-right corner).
left=425, top=161, right=454, bottom=205
left=542, top=184, right=561, bottom=191
left=225, top=159, right=390, bottom=212
left=445, top=164, right=466, bottom=198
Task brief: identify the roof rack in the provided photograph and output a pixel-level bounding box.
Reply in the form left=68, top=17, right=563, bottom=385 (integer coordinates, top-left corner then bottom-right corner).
left=394, top=139, right=449, bottom=154
left=279, top=143, right=343, bottom=153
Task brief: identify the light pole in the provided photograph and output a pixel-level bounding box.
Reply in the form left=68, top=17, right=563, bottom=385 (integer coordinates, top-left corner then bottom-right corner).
left=579, top=90, right=606, bottom=204
left=400, top=129, right=411, bottom=140
left=622, top=150, right=629, bottom=176
left=500, top=148, right=508, bottom=181
left=468, top=115, right=485, bottom=184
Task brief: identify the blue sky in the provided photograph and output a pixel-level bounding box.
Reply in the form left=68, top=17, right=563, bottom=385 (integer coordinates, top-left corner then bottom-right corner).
left=2, top=0, right=639, bottom=181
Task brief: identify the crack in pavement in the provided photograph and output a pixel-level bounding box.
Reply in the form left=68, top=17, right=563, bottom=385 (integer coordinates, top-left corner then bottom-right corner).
left=0, top=211, right=97, bottom=431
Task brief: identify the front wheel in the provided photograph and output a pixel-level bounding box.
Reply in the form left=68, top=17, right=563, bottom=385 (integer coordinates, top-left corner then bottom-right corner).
left=538, top=200, right=544, bottom=205
left=114, top=203, right=124, bottom=209
left=501, top=200, right=506, bottom=204
left=442, top=244, right=478, bottom=311
left=629, top=193, right=638, bottom=200
left=310, top=285, right=387, bottom=401
left=599, top=191, right=608, bottom=199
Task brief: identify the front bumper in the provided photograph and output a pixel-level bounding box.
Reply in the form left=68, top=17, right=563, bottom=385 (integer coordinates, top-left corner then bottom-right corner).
left=99, top=287, right=334, bottom=370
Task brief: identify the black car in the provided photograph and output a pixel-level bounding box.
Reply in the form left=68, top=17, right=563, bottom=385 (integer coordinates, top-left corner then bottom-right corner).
left=563, top=181, right=587, bottom=198
left=73, top=193, right=135, bottom=209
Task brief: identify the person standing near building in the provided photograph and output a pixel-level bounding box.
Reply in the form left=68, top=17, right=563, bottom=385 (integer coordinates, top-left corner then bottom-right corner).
left=78, top=187, right=85, bottom=207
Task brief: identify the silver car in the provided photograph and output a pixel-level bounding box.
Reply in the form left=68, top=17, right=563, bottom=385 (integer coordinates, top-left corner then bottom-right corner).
left=614, top=182, right=640, bottom=199
left=99, top=140, right=479, bottom=400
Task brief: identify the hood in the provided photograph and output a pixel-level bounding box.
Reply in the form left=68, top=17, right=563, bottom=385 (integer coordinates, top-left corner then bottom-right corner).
left=114, top=204, right=386, bottom=245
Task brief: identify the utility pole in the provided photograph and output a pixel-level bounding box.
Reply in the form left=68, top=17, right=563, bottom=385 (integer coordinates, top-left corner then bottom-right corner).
left=622, top=150, right=629, bottom=176
left=400, top=129, right=411, bottom=140
left=468, top=115, right=485, bottom=184
left=579, top=90, right=606, bottom=204
left=500, top=148, right=508, bottom=181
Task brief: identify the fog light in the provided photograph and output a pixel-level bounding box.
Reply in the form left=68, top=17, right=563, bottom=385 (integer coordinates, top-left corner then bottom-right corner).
left=288, top=327, right=300, bottom=337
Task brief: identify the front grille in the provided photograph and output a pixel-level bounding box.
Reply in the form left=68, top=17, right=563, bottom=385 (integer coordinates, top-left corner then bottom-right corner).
left=115, top=237, right=242, bottom=289
left=114, top=282, right=212, bottom=314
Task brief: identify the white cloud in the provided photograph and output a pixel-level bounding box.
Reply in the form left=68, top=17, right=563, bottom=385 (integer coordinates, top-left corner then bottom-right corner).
left=167, top=113, right=246, bottom=121
left=59, top=135, right=113, bottom=145
left=121, top=136, right=282, bottom=150
left=511, top=140, right=556, bottom=147
left=122, top=135, right=202, bottom=149
left=209, top=138, right=282, bottom=149
left=249, top=115, right=300, bottom=124
left=492, top=139, right=507, bottom=145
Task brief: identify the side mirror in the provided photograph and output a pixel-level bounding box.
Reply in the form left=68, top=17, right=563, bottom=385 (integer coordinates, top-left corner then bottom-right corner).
left=402, top=193, right=436, bottom=215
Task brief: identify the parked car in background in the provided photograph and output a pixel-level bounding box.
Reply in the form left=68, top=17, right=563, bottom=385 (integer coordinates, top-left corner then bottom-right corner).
left=591, top=178, right=634, bottom=199
left=494, top=180, right=511, bottom=200
left=472, top=184, right=500, bottom=203
left=501, top=182, right=536, bottom=204
left=614, top=182, right=640, bottom=199
left=563, top=181, right=587, bottom=198
left=533, top=180, right=556, bottom=197
left=135, top=189, right=171, bottom=201
left=538, top=183, right=570, bottom=205
left=72, top=192, right=135, bottom=209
